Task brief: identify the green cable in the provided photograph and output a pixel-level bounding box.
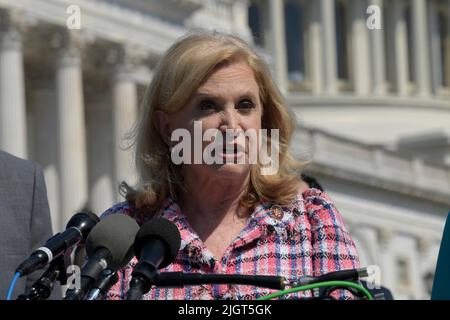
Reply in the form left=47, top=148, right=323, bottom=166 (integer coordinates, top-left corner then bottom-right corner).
left=256, top=280, right=374, bottom=300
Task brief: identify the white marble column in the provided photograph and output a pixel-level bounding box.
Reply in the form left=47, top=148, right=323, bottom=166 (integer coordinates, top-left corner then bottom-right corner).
left=320, top=0, right=337, bottom=94
left=350, top=0, right=371, bottom=95
left=417, top=238, right=432, bottom=299
left=427, top=1, right=442, bottom=94
left=411, top=0, right=431, bottom=96
left=86, top=93, right=115, bottom=214
left=231, top=0, right=253, bottom=43
left=410, top=237, right=425, bottom=299
left=447, top=1, right=450, bottom=89
left=0, top=10, right=27, bottom=158
left=111, top=46, right=139, bottom=198
left=268, top=0, right=288, bottom=94
left=306, top=0, right=324, bottom=94
left=29, top=82, right=61, bottom=232
left=391, top=0, right=409, bottom=96
left=377, top=229, right=395, bottom=293
left=368, top=0, right=387, bottom=95
left=54, top=31, right=88, bottom=230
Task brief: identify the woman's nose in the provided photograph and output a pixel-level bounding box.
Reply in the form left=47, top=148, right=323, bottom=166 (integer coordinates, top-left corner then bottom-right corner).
left=219, top=108, right=240, bottom=132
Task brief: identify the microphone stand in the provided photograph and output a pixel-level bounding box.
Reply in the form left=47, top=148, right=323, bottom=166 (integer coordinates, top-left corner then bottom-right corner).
left=126, top=269, right=370, bottom=300
left=153, top=272, right=287, bottom=290
left=16, top=255, right=68, bottom=300
left=126, top=272, right=287, bottom=300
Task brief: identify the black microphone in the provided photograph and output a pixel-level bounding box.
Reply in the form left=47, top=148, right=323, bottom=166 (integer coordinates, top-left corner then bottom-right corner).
left=126, top=218, right=181, bottom=300
left=16, top=212, right=100, bottom=277
left=64, top=213, right=139, bottom=300
left=85, top=269, right=119, bottom=300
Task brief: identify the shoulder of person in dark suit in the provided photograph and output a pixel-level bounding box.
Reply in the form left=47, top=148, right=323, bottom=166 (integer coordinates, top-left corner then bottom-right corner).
left=0, top=150, right=61, bottom=300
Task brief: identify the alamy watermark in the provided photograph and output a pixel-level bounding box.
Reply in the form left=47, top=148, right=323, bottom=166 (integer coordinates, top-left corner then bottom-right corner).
left=366, top=265, right=382, bottom=290
left=366, top=4, right=382, bottom=30
left=66, top=264, right=81, bottom=290
left=66, top=5, right=81, bottom=30
left=170, top=121, right=280, bottom=175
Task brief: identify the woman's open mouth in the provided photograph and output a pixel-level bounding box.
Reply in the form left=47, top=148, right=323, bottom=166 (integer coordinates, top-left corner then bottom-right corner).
left=217, top=143, right=246, bottom=162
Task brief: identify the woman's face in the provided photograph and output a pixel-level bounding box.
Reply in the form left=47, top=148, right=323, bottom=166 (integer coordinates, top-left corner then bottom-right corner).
left=161, top=60, right=263, bottom=181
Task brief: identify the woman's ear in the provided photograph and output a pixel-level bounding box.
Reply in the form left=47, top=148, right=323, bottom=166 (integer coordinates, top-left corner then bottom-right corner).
left=153, top=110, right=172, bottom=146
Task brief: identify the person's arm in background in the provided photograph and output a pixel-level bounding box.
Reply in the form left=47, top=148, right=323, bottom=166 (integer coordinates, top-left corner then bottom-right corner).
left=26, top=162, right=62, bottom=299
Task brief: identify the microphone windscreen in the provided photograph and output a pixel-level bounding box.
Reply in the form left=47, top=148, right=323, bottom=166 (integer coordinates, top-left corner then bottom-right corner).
left=134, top=218, right=181, bottom=269
left=86, top=213, right=139, bottom=270
left=66, top=211, right=101, bottom=242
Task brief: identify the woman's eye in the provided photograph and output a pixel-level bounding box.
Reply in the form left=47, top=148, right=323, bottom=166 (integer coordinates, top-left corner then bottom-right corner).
left=199, top=100, right=216, bottom=110
left=238, top=99, right=254, bottom=109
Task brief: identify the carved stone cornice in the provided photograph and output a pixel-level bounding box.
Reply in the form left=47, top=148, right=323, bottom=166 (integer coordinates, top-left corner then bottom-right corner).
left=112, top=0, right=203, bottom=23
left=50, top=28, right=86, bottom=67
left=417, top=237, right=431, bottom=257
left=0, top=9, right=25, bottom=50
left=299, top=126, right=450, bottom=207
left=377, top=228, right=393, bottom=250
left=107, top=43, right=148, bottom=77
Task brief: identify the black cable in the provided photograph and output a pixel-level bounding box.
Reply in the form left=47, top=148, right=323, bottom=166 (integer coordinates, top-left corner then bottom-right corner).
left=17, top=255, right=67, bottom=300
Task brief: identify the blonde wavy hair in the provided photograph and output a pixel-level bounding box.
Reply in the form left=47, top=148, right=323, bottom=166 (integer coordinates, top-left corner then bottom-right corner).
left=121, top=32, right=304, bottom=213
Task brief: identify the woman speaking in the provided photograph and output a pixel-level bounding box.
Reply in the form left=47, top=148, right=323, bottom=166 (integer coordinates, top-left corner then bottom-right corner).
left=101, top=32, right=360, bottom=300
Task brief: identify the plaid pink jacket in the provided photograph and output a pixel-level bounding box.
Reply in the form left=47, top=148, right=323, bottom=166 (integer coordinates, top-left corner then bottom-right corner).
left=101, top=188, right=359, bottom=300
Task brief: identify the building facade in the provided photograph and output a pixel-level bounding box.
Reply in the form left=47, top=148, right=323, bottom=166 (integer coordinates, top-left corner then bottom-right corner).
left=0, top=0, right=449, bottom=299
